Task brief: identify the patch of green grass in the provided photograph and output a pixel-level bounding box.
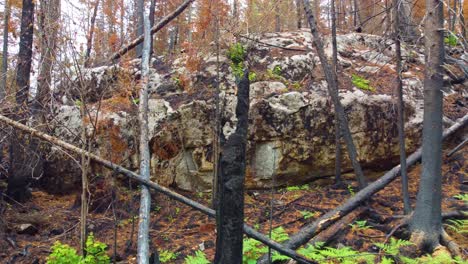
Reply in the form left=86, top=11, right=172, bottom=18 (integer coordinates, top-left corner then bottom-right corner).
left=285, top=184, right=309, bottom=191
left=300, top=210, right=319, bottom=220
left=352, top=74, right=375, bottom=92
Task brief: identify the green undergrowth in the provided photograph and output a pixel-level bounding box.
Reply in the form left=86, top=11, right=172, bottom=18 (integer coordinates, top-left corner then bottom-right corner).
left=352, top=74, right=375, bottom=92
left=46, top=233, right=110, bottom=264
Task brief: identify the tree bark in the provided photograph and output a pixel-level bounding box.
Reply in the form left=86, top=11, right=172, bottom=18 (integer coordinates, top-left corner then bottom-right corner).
left=0, top=0, right=10, bottom=101
left=214, top=71, right=250, bottom=264
left=296, top=0, right=302, bottom=29
left=149, top=0, right=156, bottom=56
left=136, top=0, right=145, bottom=58
left=107, top=0, right=194, bottom=63
left=0, top=113, right=315, bottom=264
left=331, top=0, right=342, bottom=184
left=84, top=0, right=100, bottom=67
left=7, top=0, right=35, bottom=202
left=274, top=3, right=281, bottom=32
left=36, top=0, right=60, bottom=117
left=303, top=0, right=368, bottom=189
left=137, top=9, right=153, bottom=264
left=257, top=115, right=467, bottom=261
left=410, top=0, right=445, bottom=252
left=393, top=0, right=411, bottom=215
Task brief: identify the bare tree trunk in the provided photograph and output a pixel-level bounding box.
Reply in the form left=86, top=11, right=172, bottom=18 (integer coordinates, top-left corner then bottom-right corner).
left=84, top=0, right=100, bottom=67
left=7, top=0, right=35, bottom=202
left=136, top=0, right=145, bottom=58
left=460, top=0, right=466, bottom=40
left=331, top=0, right=342, bottom=184
left=137, top=8, right=153, bottom=264
left=296, top=0, right=302, bottom=29
left=79, top=106, right=89, bottom=256
left=187, top=2, right=193, bottom=42
left=303, top=0, right=368, bottom=189
left=393, top=0, right=411, bottom=215
left=275, top=3, right=281, bottom=32
left=399, top=0, right=418, bottom=41
left=0, top=0, right=9, bottom=101
left=149, top=0, right=156, bottom=56
left=410, top=0, right=445, bottom=252
left=353, top=0, right=361, bottom=28
left=233, top=0, right=239, bottom=19
left=214, top=71, right=250, bottom=264
left=36, top=0, right=60, bottom=118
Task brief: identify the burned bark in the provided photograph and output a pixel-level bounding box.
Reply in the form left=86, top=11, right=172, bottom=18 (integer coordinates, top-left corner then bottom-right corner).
left=214, top=71, right=250, bottom=263
left=410, top=0, right=445, bottom=252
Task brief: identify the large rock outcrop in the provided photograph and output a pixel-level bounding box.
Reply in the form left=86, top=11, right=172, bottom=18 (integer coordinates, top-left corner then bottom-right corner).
left=46, top=30, right=467, bottom=192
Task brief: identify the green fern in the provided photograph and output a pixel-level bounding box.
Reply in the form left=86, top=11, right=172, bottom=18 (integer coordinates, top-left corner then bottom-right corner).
left=375, top=237, right=413, bottom=256
left=453, top=193, right=468, bottom=202
left=445, top=219, right=468, bottom=234
left=184, top=250, right=210, bottom=264
left=352, top=74, right=376, bottom=92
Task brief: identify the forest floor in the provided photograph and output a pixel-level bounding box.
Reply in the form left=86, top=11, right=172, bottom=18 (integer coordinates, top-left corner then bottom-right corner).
left=1, top=139, right=467, bottom=263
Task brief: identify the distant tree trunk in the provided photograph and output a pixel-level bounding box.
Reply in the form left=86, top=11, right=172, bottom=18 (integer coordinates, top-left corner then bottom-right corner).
left=187, top=2, right=193, bottom=42
left=331, top=0, right=342, bottom=184
left=136, top=0, right=145, bottom=58
left=353, top=0, right=361, bottom=28
left=84, top=0, right=100, bottom=67
left=149, top=0, right=156, bottom=56
left=460, top=0, right=466, bottom=40
left=137, top=8, right=153, bottom=264
left=275, top=3, right=281, bottom=32
left=399, top=0, right=418, bottom=41
left=393, top=0, right=411, bottom=215
left=410, top=0, right=444, bottom=252
left=214, top=71, right=250, bottom=263
left=451, top=0, right=457, bottom=31
left=36, top=0, right=60, bottom=118
left=0, top=0, right=9, bottom=101
left=233, top=0, right=239, bottom=19
left=303, top=0, right=368, bottom=189
left=6, top=0, right=35, bottom=202
left=296, top=0, right=302, bottom=28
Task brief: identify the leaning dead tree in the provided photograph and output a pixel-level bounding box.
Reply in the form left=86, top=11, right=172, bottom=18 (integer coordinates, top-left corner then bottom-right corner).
left=303, top=0, right=368, bottom=189
left=214, top=71, right=250, bottom=263
left=0, top=114, right=314, bottom=264
left=257, top=115, right=468, bottom=261
left=107, top=0, right=194, bottom=63
left=136, top=9, right=153, bottom=264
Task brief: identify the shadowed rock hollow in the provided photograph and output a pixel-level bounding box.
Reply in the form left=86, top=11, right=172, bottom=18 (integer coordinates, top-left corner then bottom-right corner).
left=46, top=30, right=467, bottom=193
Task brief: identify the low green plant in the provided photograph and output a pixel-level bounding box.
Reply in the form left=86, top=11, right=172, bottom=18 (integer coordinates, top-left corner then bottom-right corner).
left=243, top=227, right=290, bottom=264
left=351, top=74, right=375, bottom=92
left=453, top=193, right=468, bottom=202
left=445, top=219, right=468, bottom=234
left=266, top=65, right=283, bottom=80
left=248, top=71, right=257, bottom=82
left=375, top=237, right=413, bottom=256
left=349, top=220, right=371, bottom=231
left=227, top=43, right=247, bottom=80
left=347, top=185, right=355, bottom=196
left=444, top=34, right=458, bottom=47
left=184, top=250, right=210, bottom=264
left=47, top=233, right=110, bottom=264
left=286, top=184, right=309, bottom=191
left=297, top=242, right=374, bottom=264
left=300, top=210, right=319, bottom=220
left=160, top=250, right=178, bottom=263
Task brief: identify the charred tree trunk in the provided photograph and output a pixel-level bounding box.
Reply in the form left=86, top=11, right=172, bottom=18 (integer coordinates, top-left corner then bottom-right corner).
left=296, top=0, right=302, bottom=29
left=36, top=0, right=60, bottom=118
left=0, top=0, right=9, bottom=100
left=393, top=0, right=411, bottom=215
left=149, top=0, right=156, bottom=56
left=331, top=0, right=342, bottom=185
left=303, top=0, right=368, bottom=189
left=137, top=9, right=153, bottom=264
left=214, top=71, right=250, bottom=264
left=410, top=0, right=445, bottom=252
left=136, top=0, right=145, bottom=58
left=7, top=0, right=35, bottom=202
left=84, top=0, right=100, bottom=67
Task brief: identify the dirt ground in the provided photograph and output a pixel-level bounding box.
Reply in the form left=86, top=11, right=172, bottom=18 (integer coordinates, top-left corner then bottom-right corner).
left=0, top=139, right=466, bottom=264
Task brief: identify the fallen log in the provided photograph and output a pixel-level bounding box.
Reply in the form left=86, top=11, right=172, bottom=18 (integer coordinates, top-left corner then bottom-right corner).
left=107, top=0, right=194, bottom=63
left=447, top=137, right=467, bottom=157
left=258, top=115, right=468, bottom=263
left=0, top=114, right=313, bottom=264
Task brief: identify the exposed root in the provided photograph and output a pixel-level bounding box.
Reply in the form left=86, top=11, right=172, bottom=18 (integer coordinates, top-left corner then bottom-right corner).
left=440, top=229, right=461, bottom=257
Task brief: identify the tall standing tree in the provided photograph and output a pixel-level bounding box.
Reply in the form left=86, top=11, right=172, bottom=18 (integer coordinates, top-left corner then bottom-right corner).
left=137, top=6, right=153, bottom=264
left=36, top=0, right=60, bottom=119
left=393, top=0, right=411, bottom=214
left=6, top=0, right=35, bottom=202
left=0, top=0, right=9, bottom=101
left=410, top=0, right=445, bottom=251
left=303, top=0, right=368, bottom=189
left=84, top=0, right=100, bottom=67
left=136, top=0, right=145, bottom=58
left=331, top=0, right=342, bottom=185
